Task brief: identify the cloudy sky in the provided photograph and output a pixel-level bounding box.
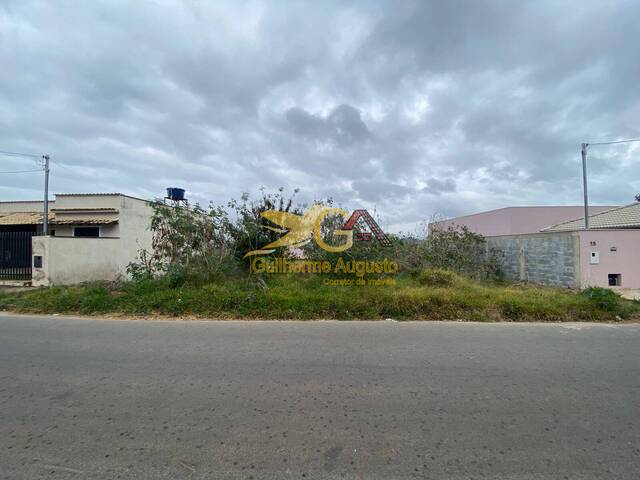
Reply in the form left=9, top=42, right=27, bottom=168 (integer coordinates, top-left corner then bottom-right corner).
left=1, top=0, right=639, bottom=232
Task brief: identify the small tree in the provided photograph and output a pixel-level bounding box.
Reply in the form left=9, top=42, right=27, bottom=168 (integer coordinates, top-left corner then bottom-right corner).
left=424, top=224, right=499, bottom=279
left=128, top=201, right=235, bottom=284
left=226, top=187, right=304, bottom=261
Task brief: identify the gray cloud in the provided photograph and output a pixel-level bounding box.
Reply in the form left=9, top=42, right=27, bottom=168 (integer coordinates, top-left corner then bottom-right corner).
left=425, top=178, right=456, bottom=195
left=286, top=104, right=371, bottom=146
left=1, top=0, right=639, bottom=232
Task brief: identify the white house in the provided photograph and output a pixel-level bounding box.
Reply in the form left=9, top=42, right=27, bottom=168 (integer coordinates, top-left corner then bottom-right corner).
left=0, top=193, right=153, bottom=286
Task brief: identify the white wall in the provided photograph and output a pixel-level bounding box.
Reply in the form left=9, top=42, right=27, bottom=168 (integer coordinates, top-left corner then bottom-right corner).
left=32, top=236, right=125, bottom=286
left=31, top=195, right=154, bottom=286
left=0, top=201, right=52, bottom=213
left=118, top=196, right=153, bottom=258
left=53, top=195, right=122, bottom=209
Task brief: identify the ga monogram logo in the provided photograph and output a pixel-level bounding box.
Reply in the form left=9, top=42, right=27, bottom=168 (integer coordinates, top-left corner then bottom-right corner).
left=244, top=205, right=391, bottom=257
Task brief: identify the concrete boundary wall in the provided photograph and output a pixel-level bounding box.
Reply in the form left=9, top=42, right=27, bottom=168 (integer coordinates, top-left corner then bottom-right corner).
left=487, top=232, right=580, bottom=288
left=32, top=236, right=126, bottom=286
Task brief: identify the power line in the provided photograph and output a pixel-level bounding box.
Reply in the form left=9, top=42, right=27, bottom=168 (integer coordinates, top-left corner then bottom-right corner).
left=0, top=149, right=51, bottom=235
left=0, top=149, right=42, bottom=158
left=587, top=138, right=640, bottom=146
left=0, top=169, right=43, bottom=174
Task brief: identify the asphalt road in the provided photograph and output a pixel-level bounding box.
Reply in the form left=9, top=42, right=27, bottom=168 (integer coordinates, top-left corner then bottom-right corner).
left=0, top=315, right=639, bottom=479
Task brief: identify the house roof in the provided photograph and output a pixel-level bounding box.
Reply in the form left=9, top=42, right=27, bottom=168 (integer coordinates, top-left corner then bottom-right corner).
left=51, top=208, right=119, bottom=213
left=0, top=193, right=148, bottom=204
left=431, top=205, right=617, bottom=237
left=52, top=218, right=118, bottom=225
left=0, top=212, right=51, bottom=225
left=543, top=203, right=640, bottom=231
left=0, top=211, right=118, bottom=226
left=55, top=192, right=150, bottom=202
left=55, top=193, right=124, bottom=196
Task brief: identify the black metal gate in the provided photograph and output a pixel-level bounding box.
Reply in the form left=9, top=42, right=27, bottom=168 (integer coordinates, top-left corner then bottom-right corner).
left=0, top=231, right=34, bottom=280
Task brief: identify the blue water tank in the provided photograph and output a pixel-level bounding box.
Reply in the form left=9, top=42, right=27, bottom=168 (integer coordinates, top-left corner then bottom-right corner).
left=166, top=187, right=185, bottom=201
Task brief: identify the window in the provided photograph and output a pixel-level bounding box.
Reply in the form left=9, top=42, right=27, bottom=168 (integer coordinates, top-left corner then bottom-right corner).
left=73, top=227, right=100, bottom=238
left=608, top=274, right=622, bottom=287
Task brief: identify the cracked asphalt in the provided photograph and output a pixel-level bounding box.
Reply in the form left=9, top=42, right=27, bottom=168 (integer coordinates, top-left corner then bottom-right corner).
left=0, top=314, right=639, bottom=479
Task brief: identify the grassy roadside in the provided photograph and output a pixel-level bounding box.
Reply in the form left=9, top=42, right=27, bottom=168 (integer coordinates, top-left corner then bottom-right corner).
left=1, top=271, right=638, bottom=321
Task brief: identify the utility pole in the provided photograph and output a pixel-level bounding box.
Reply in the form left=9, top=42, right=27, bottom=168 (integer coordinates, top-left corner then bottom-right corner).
left=581, top=143, right=589, bottom=229
left=42, top=154, right=50, bottom=235
left=0, top=150, right=53, bottom=235
left=580, top=137, right=640, bottom=231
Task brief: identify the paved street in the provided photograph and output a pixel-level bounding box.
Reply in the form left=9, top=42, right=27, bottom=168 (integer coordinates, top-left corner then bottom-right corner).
left=0, top=314, right=638, bottom=479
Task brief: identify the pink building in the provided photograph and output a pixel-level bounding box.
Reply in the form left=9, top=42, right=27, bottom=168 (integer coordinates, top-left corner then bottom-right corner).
left=543, top=203, right=640, bottom=289
left=431, top=204, right=640, bottom=290
left=575, top=229, right=640, bottom=290
left=431, top=206, right=615, bottom=237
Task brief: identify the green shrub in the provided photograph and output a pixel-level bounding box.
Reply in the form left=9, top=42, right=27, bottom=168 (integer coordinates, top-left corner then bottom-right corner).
left=425, top=225, right=500, bottom=280
left=166, top=265, right=187, bottom=288
left=581, top=287, right=622, bottom=312
left=78, top=285, right=112, bottom=313
left=498, top=297, right=527, bottom=320
left=417, top=268, right=459, bottom=287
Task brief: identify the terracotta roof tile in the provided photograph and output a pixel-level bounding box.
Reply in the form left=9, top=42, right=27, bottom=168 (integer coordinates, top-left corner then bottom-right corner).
left=0, top=212, right=51, bottom=225
left=0, top=211, right=117, bottom=226
left=52, top=218, right=118, bottom=225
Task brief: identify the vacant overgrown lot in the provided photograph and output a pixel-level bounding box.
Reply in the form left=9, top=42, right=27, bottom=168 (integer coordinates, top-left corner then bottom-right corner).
left=2, top=192, right=638, bottom=322
left=1, top=271, right=637, bottom=322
